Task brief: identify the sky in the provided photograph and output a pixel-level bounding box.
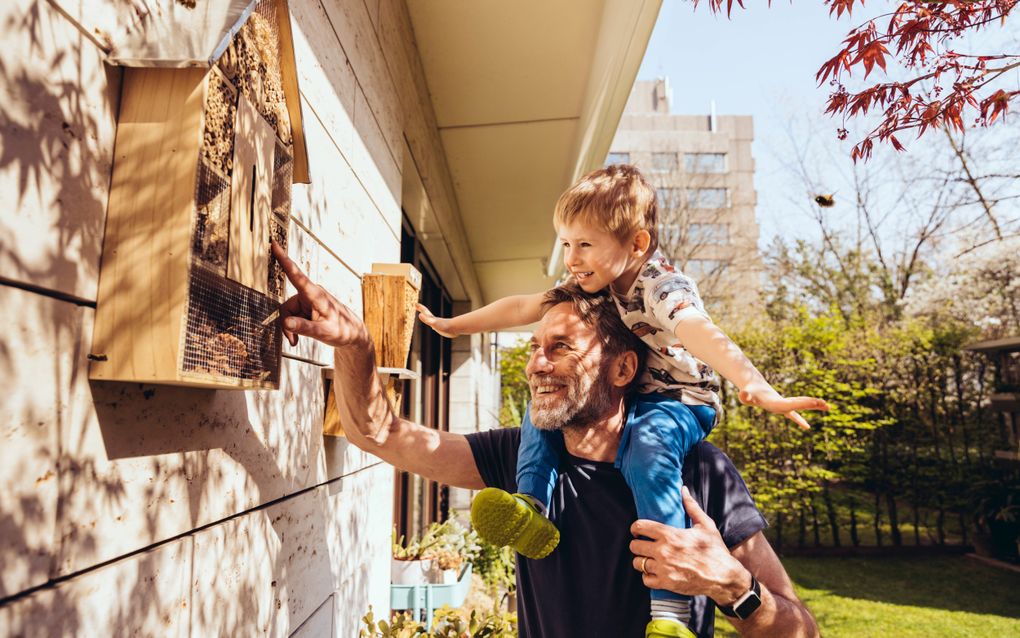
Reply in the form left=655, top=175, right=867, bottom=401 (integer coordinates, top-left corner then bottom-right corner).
left=636, top=0, right=866, bottom=246
left=635, top=0, right=1020, bottom=250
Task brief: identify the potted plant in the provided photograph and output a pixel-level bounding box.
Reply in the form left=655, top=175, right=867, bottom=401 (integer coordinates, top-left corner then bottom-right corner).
left=391, top=519, right=481, bottom=585
left=391, top=526, right=442, bottom=585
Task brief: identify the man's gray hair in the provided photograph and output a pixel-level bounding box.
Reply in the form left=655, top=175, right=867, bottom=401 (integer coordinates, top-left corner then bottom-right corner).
left=540, top=283, right=648, bottom=392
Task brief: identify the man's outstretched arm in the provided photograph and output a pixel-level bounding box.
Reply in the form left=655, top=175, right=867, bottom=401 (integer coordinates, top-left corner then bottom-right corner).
left=630, top=487, right=819, bottom=638
left=273, top=242, right=485, bottom=489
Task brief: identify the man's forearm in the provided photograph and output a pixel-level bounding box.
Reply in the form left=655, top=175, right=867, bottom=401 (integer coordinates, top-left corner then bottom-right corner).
left=726, top=534, right=820, bottom=638
left=722, top=577, right=819, bottom=638
left=331, top=344, right=485, bottom=489
left=333, top=338, right=396, bottom=448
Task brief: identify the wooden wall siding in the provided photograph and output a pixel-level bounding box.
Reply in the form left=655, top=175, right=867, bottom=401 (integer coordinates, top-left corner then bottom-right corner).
left=0, top=285, right=71, bottom=598
left=1, top=0, right=483, bottom=631
left=0, top=272, right=377, bottom=586
left=291, top=96, right=400, bottom=280
left=0, top=0, right=119, bottom=301
left=291, top=593, right=335, bottom=637
left=0, top=464, right=392, bottom=636
left=317, top=0, right=403, bottom=179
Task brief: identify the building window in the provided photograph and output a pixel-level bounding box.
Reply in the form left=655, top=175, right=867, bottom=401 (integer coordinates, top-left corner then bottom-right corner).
left=685, top=153, right=727, bottom=173
left=687, top=188, right=729, bottom=209
left=686, top=259, right=726, bottom=279
left=655, top=187, right=682, bottom=211
left=651, top=152, right=678, bottom=173
left=395, top=214, right=452, bottom=541
left=606, top=152, right=630, bottom=165
left=688, top=223, right=729, bottom=245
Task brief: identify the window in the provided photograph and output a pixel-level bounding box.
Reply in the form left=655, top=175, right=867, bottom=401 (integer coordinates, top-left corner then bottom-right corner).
left=656, top=187, right=682, bottom=210
left=687, top=188, right=729, bottom=209
left=395, top=215, right=452, bottom=541
left=685, top=153, right=727, bottom=173
left=658, top=223, right=681, bottom=247
left=606, top=152, right=630, bottom=165
left=688, top=223, right=729, bottom=245
left=651, top=152, right=678, bottom=173
left=686, top=259, right=726, bottom=279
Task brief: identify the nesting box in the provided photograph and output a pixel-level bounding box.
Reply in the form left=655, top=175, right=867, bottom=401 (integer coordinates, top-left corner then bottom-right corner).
left=89, top=0, right=309, bottom=389
left=322, top=264, right=422, bottom=436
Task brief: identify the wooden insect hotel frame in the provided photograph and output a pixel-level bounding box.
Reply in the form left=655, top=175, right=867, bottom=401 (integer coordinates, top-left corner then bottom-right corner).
left=322, top=264, right=422, bottom=436
left=90, top=0, right=309, bottom=389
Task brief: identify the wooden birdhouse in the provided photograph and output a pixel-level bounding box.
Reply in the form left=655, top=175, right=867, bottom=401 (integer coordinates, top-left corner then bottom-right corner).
left=89, top=0, right=309, bottom=389
left=322, top=264, right=421, bottom=437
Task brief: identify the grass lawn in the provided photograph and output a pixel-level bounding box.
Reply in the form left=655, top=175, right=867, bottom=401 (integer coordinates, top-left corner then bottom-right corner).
left=714, top=555, right=1020, bottom=638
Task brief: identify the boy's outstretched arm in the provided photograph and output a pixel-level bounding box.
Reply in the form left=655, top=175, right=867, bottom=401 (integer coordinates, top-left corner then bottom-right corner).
left=673, top=315, right=829, bottom=429
left=417, top=292, right=546, bottom=338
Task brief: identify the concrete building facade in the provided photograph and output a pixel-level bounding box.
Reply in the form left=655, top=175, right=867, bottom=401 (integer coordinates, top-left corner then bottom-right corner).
left=608, top=78, right=762, bottom=312
left=0, top=0, right=659, bottom=634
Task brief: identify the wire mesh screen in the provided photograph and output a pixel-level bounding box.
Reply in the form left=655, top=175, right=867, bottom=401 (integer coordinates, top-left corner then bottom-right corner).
left=181, top=264, right=282, bottom=384
left=180, top=0, right=293, bottom=387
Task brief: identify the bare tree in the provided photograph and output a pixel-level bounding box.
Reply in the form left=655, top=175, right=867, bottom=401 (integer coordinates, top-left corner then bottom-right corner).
left=651, top=169, right=761, bottom=317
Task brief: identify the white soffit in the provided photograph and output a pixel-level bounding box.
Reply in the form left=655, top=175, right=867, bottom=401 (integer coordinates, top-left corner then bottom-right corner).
left=409, top=0, right=662, bottom=304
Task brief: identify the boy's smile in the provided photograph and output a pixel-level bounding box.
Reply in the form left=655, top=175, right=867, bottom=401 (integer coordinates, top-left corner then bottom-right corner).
left=557, top=219, right=647, bottom=294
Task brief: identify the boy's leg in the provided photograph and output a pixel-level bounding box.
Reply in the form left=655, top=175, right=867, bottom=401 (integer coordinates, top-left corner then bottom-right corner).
left=516, top=404, right=564, bottom=511
left=618, top=397, right=715, bottom=638
left=470, top=404, right=561, bottom=559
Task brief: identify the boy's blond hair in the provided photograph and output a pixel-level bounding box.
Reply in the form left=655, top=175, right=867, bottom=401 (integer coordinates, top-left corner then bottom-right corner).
left=553, top=164, right=658, bottom=251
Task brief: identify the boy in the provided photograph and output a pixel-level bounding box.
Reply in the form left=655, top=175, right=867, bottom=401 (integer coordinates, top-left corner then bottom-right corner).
left=417, top=165, right=828, bottom=638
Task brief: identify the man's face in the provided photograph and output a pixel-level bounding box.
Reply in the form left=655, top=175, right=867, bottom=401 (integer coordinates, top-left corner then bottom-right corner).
left=525, top=302, right=614, bottom=431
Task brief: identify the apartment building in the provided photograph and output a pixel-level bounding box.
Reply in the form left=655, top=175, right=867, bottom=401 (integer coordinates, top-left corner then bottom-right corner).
left=608, top=78, right=762, bottom=312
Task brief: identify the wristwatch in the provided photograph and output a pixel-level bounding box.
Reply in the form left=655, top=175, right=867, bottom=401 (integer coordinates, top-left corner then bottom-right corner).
left=717, top=574, right=762, bottom=620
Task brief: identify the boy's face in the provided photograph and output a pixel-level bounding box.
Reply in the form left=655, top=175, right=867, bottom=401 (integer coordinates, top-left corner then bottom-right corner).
left=557, top=219, right=634, bottom=293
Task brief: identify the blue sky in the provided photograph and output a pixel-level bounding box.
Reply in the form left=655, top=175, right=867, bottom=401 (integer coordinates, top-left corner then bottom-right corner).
left=637, top=0, right=866, bottom=245
left=636, top=1, right=1020, bottom=249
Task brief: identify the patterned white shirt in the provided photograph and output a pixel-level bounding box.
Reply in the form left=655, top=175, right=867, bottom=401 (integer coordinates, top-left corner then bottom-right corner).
left=611, top=250, right=721, bottom=410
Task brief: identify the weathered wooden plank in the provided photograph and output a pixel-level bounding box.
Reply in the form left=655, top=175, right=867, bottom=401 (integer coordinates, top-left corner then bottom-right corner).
left=289, top=0, right=357, bottom=154
left=291, top=101, right=400, bottom=279
left=0, top=0, right=118, bottom=301
left=290, top=593, right=334, bottom=637
left=0, top=284, right=379, bottom=590
left=0, top=286, right=73, bottom=598
left=0, top=465, right=393, bottom=637
left=0, top=530, right=193, bottom=637
left=352, top=83, right=402, bottom=232
left=317, top=0, right=403, bottom=174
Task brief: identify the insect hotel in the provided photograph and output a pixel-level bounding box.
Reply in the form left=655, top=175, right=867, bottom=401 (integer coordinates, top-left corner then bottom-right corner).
left=89, top=0, right=309, bottom=389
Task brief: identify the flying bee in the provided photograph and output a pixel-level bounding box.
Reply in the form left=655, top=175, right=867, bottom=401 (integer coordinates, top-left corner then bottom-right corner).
left=814, top=193, right=836, bottom=207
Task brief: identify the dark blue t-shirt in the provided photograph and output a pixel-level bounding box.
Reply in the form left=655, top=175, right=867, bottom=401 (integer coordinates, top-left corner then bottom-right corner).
left=466, top=428, right=766, bottom=638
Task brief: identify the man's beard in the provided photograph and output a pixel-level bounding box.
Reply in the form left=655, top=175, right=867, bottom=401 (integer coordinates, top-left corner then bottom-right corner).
left=529, top=358, right=615, bottom=431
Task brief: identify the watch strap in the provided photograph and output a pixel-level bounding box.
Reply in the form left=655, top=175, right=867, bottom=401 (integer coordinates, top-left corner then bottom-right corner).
left=718, top=574, right=762, bottom=619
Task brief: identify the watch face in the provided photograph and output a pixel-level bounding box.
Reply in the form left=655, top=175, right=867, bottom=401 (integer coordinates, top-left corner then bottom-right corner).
left=734, top=591, right=762, bottom=620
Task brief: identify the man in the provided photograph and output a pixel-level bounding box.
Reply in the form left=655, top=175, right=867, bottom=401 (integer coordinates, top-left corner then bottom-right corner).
left=272, top=244, right=818, bottom=638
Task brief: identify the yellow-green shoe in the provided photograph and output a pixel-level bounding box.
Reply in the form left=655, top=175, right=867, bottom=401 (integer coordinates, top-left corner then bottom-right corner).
left=645, top=618, right=696, bottom=638
left=470, top=488, right=559, bottom=559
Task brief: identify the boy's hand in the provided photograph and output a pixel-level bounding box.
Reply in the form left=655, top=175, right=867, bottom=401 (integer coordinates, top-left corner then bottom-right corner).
left=738, top=381, right=829, bottom=430
left=416, top=303, right=460, bottom=339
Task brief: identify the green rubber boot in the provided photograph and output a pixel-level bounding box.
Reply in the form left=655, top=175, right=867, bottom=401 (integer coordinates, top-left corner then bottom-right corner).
left=645, top=619, right=696, bottom=638
left=470, top=487, right=559, bottom=559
